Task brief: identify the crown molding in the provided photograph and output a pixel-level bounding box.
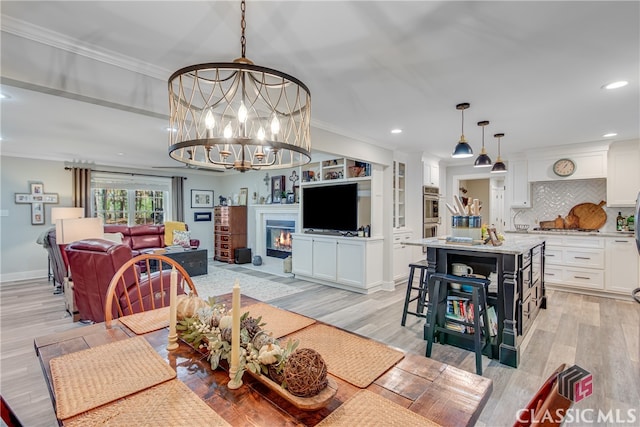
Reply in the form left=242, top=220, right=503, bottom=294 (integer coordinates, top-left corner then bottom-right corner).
left=1, top=15, right=169, bottom=81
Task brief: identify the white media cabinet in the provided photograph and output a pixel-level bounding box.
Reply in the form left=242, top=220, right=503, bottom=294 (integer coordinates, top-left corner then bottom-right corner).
left=291, top=233, right=384, bottom=294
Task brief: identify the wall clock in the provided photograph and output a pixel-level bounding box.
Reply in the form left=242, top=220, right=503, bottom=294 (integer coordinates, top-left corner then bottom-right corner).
left=552, top=158, right=576, bottom=177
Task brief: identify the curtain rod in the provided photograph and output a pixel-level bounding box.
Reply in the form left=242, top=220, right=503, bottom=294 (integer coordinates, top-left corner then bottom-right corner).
left=64, top=167, right=187, bottom=180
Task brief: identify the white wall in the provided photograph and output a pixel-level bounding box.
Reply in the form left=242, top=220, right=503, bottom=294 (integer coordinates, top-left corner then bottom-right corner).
left=0, top=155, right=225, bottom=282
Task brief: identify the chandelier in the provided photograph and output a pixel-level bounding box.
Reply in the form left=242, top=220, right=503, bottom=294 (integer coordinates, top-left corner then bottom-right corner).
left=168, top=0, right=311, bottom=172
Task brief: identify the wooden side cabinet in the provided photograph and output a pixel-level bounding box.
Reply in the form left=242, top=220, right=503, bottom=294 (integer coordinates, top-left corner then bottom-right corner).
left=214, top=206, right=247, bottom=263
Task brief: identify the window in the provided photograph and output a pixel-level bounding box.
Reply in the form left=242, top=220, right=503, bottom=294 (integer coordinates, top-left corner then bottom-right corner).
left=92, top=173, right=172, bottom=225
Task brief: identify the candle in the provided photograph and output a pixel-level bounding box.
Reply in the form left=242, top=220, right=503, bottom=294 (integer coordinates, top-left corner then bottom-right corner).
left=166, top=267, right=178, bottom=351
left=228, top=278, right=243, bottom=389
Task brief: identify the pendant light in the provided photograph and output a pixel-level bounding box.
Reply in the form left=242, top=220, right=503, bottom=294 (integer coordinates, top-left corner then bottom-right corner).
left=491, top=133, right=507, bottom=173
left=451, top=103, right=473, bottom=158
left=474, top=120, right=492, bottom=167
left=167, top=0, right=311, bottom=172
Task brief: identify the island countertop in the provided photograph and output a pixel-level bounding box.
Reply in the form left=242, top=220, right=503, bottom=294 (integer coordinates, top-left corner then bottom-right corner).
left=405, top=235, right=545, bottom=255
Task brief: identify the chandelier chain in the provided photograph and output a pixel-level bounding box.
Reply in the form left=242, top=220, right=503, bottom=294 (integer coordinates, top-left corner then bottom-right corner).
left=240, top=0, right=247, bottom=58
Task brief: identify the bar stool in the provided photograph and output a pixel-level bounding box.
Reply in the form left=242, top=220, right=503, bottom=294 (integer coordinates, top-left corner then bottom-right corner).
left=401, top=260, right=429, bottom=326
left=424, top=273, right=491, bottom=375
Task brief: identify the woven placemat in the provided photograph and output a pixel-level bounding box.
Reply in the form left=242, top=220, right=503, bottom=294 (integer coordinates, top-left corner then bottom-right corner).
left=316, top=390, right=440, bottom=427
left=64, top=379, right=230, bottom=427
left=119, top=307, right=170, bottom=335
left=284, top=324, right=404, bottom=388
left=243, top=302, right=315, bottom=338
left=51, top=336, right=176, bottom=420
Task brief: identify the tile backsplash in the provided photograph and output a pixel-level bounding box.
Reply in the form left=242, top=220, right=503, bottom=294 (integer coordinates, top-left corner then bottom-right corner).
left=511, top=179, right=635, bottom=232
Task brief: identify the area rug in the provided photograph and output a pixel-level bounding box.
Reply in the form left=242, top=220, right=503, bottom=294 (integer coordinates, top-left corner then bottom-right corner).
left=191, top=266, right=304, bottom=302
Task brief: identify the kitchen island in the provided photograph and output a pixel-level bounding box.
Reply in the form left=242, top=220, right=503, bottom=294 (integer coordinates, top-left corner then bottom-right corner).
left=406, top=236, right=545, bottom=368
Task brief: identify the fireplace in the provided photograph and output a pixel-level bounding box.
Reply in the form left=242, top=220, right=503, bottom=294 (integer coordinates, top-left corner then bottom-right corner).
left=266, top=219, right=295, bottom=258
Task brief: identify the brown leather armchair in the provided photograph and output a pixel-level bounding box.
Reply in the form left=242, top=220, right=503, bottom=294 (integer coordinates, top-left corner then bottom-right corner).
left=65, top=239, right=186, bottom=323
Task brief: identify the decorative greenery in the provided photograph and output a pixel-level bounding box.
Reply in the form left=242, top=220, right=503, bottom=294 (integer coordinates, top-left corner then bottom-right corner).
left=176, top=296, right=299, bottom=386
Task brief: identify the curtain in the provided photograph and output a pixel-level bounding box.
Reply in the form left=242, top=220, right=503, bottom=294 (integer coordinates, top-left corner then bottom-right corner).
left=172, top=176, right=185, bottom=222
left=72, top=167, right=91, bottom=217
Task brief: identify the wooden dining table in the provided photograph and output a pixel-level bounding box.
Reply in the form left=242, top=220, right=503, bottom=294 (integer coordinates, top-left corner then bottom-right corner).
left=34, top=294, right=492, bottom=426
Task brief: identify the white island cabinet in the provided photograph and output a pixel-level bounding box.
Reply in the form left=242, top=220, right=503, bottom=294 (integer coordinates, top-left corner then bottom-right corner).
left=291, top=233, right=384, bottom=293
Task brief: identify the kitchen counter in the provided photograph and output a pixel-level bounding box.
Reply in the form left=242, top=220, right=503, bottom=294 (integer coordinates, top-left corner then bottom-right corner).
left=406, top=235, right=544, bottom=254
left=407, top=236, right=546, bottom=368
left=505, top=229, right=633, bottom=238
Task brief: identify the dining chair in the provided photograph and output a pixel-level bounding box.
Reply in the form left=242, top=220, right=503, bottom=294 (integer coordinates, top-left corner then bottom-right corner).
left=104, top=253, right=198, bottom=329
left=1, top=395, right=23, bottom=427
left=513, top=363, right=573, bottom=427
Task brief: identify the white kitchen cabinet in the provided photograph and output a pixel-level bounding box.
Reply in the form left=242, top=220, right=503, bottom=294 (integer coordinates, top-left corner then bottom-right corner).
left=393, top=230, right=416, bottom=283
left=528, top=150, right=607, bottom=182
left=423, top=161, right=439, bottom=188
left=509, top=159, right=531, bottom=207
left=607, top=140, right=640, bottom=207
left=543, top=234, right=605, bottom=291
left=291, top=233, right=384, bottom=293
left=605, top=237, right=639, bottom=294
left=393, top=161, right=406, bottom=228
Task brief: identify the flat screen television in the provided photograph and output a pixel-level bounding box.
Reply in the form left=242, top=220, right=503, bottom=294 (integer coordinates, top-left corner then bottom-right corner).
left=302, top=183, right=358, bottom=233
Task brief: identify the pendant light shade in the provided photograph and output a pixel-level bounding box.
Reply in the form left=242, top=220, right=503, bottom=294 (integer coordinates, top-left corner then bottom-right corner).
left=167, top=0, right=311, bottom=172
left=451, top=103, right=473, bottom=158
left=474, top=120, right=492, bottom=167
left=491, top=133, right=507, bottom=173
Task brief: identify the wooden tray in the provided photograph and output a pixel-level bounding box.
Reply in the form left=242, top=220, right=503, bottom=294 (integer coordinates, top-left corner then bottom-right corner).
left=246, top=370, right=337, bottom=411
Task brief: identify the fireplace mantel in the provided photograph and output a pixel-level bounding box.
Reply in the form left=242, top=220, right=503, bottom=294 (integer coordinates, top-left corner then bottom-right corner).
left=252, top=204, right=300, bottom=259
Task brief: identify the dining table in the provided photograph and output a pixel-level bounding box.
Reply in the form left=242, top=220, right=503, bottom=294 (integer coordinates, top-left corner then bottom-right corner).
left=34, top=293, right=493, bottom=426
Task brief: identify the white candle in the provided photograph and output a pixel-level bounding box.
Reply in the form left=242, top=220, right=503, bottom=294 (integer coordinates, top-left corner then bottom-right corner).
left=228, top=278, right=243, bottom=389
left=167, top=267, right=178, bottom=351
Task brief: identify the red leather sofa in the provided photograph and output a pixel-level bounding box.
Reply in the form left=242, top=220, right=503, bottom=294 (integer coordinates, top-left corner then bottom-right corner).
left=65, top=239, right=188, bottom=323
left=103, top=224, right=199, bottom=256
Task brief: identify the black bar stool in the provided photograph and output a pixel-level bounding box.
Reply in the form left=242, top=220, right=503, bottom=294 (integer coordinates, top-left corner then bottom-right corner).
left=424, top=273, right=492, bottom=375
left=401, top=260, right=429, bottom=326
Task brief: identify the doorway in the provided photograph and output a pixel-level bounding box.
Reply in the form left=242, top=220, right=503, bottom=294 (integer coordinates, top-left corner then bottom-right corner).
left=453, top=175, right=505, bottom=233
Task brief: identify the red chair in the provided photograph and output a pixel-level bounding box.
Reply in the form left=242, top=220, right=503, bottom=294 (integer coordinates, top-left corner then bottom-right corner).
left=65, top=240, right=193, bottom=323
left=514, top=363, right=572, bottom=427
left=1, top=395, right=23, bottom=427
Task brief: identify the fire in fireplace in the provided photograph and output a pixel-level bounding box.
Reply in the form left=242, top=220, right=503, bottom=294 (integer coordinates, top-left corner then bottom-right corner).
left=266, top=219, right=295, bottom=258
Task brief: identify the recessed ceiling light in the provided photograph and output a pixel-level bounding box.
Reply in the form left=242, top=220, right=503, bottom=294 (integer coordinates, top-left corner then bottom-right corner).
left=391, top=129, right=402, bottom=134
left=603, top=132, right=617, bottom=138
left=602, top=80, right=628, bottom=90
left=117, top=152, right=125, bottom=156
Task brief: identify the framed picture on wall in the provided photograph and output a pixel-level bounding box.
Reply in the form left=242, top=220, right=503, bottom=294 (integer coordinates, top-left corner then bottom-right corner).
left=271, top=175, right=285, bottom=203
left=239, top=187, right=248, bottom=206
left=32, top=202, right=45, bottom=225
left=191, top=189, right=214, bottom=208
left=194, top=212, right=212, bottom=222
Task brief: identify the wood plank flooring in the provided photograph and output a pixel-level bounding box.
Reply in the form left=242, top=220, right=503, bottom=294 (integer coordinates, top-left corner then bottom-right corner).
left=1, top=266, right=638, bottom=426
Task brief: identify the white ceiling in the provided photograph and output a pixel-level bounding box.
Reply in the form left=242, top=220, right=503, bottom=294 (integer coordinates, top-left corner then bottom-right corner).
left=1, top=1, right=638, bottom=172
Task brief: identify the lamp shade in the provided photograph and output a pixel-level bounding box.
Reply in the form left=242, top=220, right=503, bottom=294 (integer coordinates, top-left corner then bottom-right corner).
left=491, top=160, right=507, bottom=173
left=474, top=152, right=492, bottom=167
left=51, top=207, right=84, bottom=224
left=56, top=218, right=104, bottom=244
left=452, top=141, right=474, bottom=158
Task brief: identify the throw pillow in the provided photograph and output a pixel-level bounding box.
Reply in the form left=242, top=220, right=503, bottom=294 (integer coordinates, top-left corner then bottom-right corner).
left=103, top=232, right=124, bottom=244
left=164, top=221, right=186, bottom=245
left=173, top=230, right=191, bottom=248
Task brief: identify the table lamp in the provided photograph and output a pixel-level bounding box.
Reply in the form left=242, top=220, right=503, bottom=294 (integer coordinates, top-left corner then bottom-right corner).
left=51, top=207, right=84, bottom=225
left=56, top=217, right=104, bottom=245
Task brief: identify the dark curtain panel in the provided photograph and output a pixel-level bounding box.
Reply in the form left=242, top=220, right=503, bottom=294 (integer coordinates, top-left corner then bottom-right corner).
left=172, top=176, right=185, bottom=222
left=72, top=167, right=91, bottom=217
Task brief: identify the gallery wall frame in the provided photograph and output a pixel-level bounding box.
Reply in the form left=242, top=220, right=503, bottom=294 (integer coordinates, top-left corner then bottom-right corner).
left=191, top=189, right=214, bottom=208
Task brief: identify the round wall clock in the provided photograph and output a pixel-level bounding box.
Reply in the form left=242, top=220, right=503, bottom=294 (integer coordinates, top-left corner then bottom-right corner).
left=553, top=158, right=576, bottom=177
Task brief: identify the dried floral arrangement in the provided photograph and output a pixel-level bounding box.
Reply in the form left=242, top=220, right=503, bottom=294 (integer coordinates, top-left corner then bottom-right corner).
left=176, top=296, right=328, bottom=398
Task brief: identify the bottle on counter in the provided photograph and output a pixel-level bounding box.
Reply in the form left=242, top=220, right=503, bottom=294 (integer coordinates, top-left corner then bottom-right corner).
left=616, top=212, right=625, bottom=231
left=627, top=215, right=635, bottom=232
left=364, top=224, right=371, bottom=237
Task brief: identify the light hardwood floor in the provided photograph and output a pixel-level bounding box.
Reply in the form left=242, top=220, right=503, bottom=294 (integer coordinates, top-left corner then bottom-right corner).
left=1, top=266, right=638, bottom=426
